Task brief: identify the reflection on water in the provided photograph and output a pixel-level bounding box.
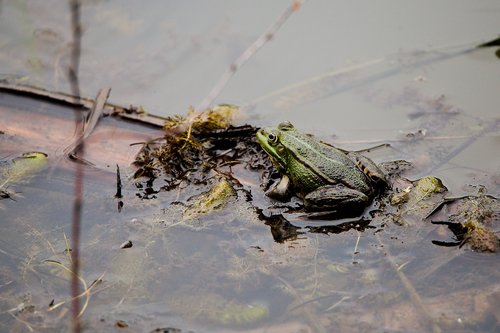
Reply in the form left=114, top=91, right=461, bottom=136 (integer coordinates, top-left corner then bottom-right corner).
left=1, top=0, right=499, bottom=332
left=1, top=100, right=499, bottom=332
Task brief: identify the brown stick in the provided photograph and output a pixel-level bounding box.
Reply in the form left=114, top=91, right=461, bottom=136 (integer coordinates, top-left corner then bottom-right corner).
left=63, top=87, right=111, bottom=158
left=0, top=81, right=167, bottom=127
left=196, top=0, right=307, bottom=112
left=68, top=1, right=82, bottom=332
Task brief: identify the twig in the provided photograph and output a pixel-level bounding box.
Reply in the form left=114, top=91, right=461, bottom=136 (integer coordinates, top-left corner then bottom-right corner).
left=45, top=260, right=105, bottom=318
left=45, top=260, right=88, bottom=312
left=6, top=310, right=34, bottom=332
left=273, top=273, right=327, bottom=333
left=310, top=234, right=320, bottom=297
left=376, top=234, right=442, bottom=333
left=427, top=119, right=499, bottom=174
left=352, top=230, right=361, bottom=263
left=196, top=0, right=307, bottom=112
left=0, top=81, right=167, bottom=127
left=246, top=37, right=495, bottom=108
left=115, top=164, right=123, bottom=199
left=68, top=1, right=83, bottom=332
left=63, top=87, right=111, bottom=158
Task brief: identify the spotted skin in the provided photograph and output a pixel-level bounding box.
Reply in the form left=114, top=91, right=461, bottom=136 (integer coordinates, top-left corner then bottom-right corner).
left=256, top=121, right=387, bottom=214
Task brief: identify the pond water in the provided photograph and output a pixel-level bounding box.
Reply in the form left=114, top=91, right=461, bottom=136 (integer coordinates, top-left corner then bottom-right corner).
left=1, top=1, right=499, bottom=332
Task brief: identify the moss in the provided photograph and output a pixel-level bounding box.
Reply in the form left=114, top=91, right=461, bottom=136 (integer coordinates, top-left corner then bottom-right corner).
left=463, top=218, right=499, bottom=252
left=390, top=176, right=447, bottom=208
left=413, top=176, right=447, bottom=198
left=431, top=194, right=499, bottom=252
left=182, top=178, right=236, bottom=221
left=133, top=105, right=269, bottom=198
left=1, top=152, right=48, bottom=198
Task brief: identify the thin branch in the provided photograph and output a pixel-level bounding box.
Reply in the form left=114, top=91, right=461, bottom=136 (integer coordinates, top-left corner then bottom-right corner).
left=376, top=234, right=442, bottom=333
left=63, top=87, right=111, bottom=158
left=427, top=119, right=499, bottom=174
left=196, top=0, right=307, bottom=112
left=0, top=81, right=166, bottom=127
left=246, top=36, right=496, bottom=108
left=68, top=1, right=83, bottom=332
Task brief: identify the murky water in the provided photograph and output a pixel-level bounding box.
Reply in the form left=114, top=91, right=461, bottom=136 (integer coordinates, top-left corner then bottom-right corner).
left=1, top=1, right=499, bottom=332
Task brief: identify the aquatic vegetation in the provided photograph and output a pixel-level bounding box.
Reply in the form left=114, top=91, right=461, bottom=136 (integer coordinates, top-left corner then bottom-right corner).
left=171, top=293, right=269, bottom=327
left=430, top=193, right=499, bottom=252
left=0, top=152, right=48, bottom=199
left=133, top=104, right=270, bottom=196
left=389, top=176, right=448, bottom=224
left=182, top=178, right=236, bottom=221
left=1, top=15, right=498, bottom=333
left=390, top=176, right=447, bottom=207
left=163, top=104, right=239, bottom=134
left=462, top=217, right=499, bottom=252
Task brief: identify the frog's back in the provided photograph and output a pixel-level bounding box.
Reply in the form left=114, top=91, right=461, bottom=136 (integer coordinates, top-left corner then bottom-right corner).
left=283, top=130, right=371, bottom=193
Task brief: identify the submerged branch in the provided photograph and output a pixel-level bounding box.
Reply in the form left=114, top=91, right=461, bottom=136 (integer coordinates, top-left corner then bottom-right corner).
left=63, top=87, right=111, bottom=159
left=376, top=234, right=442, bottom=333
left=196, top=0, right=307, bottom=112
left=68, top=0, right=82, bottom=332
left=427, top=119, right=499, bottom=174
left=0, top=81, right=167, bottom=127
left=246, top=36, right=499, bottom=108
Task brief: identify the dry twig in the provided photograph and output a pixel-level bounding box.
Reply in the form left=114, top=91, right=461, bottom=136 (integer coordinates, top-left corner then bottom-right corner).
left=196, top=0, right=307, bottom=112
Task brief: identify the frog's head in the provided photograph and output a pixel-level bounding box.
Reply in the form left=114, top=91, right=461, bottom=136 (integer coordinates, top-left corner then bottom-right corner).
left=256, top=121, right=295, bottom=170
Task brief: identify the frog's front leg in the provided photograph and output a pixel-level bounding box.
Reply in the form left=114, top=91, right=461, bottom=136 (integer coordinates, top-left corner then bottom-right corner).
left=304, top=184, right=369, bottom=213
left=266, top=174, right=293, bottom=201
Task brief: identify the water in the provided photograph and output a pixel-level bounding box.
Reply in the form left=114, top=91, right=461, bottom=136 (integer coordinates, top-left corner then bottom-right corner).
left=1, top=1, right=499, bottom=332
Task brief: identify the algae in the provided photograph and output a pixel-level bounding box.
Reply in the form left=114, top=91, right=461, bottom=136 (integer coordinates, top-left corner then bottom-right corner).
left=0, top=152, right=48, bottom=199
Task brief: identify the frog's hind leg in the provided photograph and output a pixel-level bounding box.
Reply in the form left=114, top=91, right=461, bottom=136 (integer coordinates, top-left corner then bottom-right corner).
left=303, top=184, right=369, bottom=216
left=347, top=152, right=387, bottom=188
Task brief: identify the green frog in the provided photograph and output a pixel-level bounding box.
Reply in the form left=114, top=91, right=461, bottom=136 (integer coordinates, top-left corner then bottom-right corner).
left=256, top=121, right=386, bottom=215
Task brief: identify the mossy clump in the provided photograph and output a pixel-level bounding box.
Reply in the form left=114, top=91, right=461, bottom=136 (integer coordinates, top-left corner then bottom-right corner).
left=133, top=105, right=270, bottom=196
left=389, top=176, right=448, bottom=225
left=462, top=218, right=499, bottom=252
left=431, top=193, right=499, bottom=252
left=172, top=292, right=269, bottom=327
left=134, top=105, right=238, bottom=180
left=163, top=104, right=237, bottom=133
left=449, top=195, right=499, bottom=252
left=1, top=152, right=48, bottom=199
left=390, top=176, right=447, bottom=207
left=182, top=178, right=236, bottom=221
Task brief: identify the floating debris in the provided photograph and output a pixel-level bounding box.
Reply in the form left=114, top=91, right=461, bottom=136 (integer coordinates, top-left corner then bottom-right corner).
left=115, top=164, right=123, bottom=199
left=172, top=293, right=269, bottom=327
left=150, top=327, right=181, bottom=333
left=120, top=240, right=133, bottom=249
left=133, top=104, right=270, bottom=196
left=164, top=104, right=239, bottom=134
left=389, top=176, right=448, bottom=224
left=0, top=151, right=48, bottom=199
left=182, top=178, right=236, bottom=221
left=390, top=176, right=447, bottom=206
left=429, top=193, right=499, bottom=252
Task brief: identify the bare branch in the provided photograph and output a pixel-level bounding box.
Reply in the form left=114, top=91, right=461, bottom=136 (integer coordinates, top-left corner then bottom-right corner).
left=196, top=0, right=307, bottom=112
left=68, top=1, right=83, bottom=332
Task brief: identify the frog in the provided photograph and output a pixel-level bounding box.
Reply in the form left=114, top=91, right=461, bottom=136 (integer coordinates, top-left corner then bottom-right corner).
left=256, top=121, right=386, bottom=216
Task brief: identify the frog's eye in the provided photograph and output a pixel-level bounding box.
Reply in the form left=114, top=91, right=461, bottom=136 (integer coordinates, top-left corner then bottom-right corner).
left=268, top=133, right=278, bottom=144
